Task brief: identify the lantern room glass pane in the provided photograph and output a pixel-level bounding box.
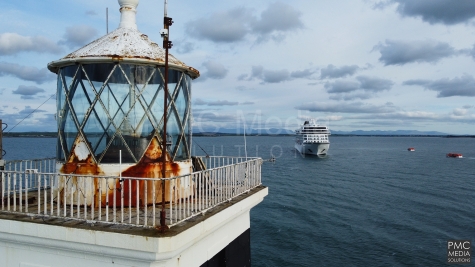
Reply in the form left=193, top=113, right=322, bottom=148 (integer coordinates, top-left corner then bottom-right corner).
left=57, top=63, right=192, bottom=164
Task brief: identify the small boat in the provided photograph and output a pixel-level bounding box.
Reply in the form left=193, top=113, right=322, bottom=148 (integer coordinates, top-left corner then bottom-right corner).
left=446, top=153, right=463, bottom=158
left=407, top=147, right=415, bottom=151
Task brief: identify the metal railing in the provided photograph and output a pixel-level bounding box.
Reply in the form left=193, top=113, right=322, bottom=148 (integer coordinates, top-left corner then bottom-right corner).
left=0, top=156, right=262, bottom=228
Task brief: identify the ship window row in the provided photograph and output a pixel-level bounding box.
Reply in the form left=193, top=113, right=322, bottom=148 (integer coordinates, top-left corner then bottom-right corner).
left=304, top=136, right=328, bottom=141
left=301, top=131, right=329, bottom=134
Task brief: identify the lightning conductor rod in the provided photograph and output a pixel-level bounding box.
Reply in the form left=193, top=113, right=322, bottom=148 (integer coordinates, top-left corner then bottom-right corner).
left=160, top=0, right=173, bottom=232
left=106, top=7, right=109, bottom=34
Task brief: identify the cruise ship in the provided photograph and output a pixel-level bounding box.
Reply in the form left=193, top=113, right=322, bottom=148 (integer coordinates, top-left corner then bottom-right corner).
left=295, top=119, right=331, bottom=155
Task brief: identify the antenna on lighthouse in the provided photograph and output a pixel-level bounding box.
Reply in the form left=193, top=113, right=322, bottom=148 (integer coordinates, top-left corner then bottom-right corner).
left=160, top=0, right=173, bottom=232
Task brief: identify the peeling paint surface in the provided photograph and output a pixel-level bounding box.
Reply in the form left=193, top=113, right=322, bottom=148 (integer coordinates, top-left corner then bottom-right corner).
left=73, top=140, right=90, bottom=161
left=64, top=27, right=195, bottom=72
left=57, top=136, right=193, bottom=207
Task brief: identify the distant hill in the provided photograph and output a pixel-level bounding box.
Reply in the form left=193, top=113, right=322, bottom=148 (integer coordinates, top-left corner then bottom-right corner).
left=331, top=130, right=448, bottom=136
left=192, top=128, right=453, bottom=136
left=3, top=129, right=470, bottom=137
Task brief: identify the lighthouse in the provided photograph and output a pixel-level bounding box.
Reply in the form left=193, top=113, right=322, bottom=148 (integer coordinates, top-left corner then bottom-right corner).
left=0, top=1, right=268, bottom=266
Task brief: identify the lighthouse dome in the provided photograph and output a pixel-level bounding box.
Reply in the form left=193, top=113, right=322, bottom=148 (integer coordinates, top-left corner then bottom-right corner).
left=48, top=0, right=199, bottom=79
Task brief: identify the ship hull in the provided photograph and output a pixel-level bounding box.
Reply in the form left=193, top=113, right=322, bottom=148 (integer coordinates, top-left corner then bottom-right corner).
left=295, top=142, right=330, bottom=155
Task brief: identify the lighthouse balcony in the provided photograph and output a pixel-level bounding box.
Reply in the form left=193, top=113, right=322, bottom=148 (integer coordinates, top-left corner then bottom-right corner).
left=0, top=156, right=264, bottom=229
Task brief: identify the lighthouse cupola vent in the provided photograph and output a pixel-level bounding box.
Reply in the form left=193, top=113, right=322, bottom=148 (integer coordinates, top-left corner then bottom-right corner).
left=118, top=0, right=139, bottom=29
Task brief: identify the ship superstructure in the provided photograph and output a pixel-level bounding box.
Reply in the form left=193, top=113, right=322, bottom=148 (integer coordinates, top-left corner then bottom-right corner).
left=295, top=119, right=331, bottom=155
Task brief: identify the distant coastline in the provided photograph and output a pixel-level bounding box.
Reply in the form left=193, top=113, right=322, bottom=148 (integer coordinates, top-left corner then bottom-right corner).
left=3, top=132, right=474, bottom=138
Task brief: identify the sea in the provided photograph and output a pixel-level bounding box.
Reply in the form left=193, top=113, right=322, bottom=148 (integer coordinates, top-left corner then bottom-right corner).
left=2, top=135, right=475, bottom=266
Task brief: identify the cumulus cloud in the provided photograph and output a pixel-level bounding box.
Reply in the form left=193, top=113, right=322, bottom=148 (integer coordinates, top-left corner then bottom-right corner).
left=373, top=39, right=457, bottom=65
left=199, top=61, right=228, bottom=81
left=175, top=41, right=195, bottom=54
left=290, top=69, right=316, bottom=79
left=19, top=106, right=48, bottom=116
left=0, top=33, right=63, bottom=55
left=356, top=76, right=394, bottom=92
left=262, top=69, right=290, bottom=83
left=389, top=0, right=475, bottom=25
left=295, top=101, right=399, bottom=114
left=452, top=108, right=469, bottom=116
left=403, top=74, right=475, bottom=97
left=0, top=62, right=55, bottom=84
left=324, top=76, right=394, bottom=100
left=194, top=98, right=238, bottom=106
left=249, top=65, right=264, bottom=80
left=325, top=80, right=360, bottom=93
left=241, top=65, right=314, bottom=83
left=251, top=2, right=304, bottom=43
left=58, top=25, right=98, bottom=48
left=12, top=85, right=45, bottom=100
left=194, top=98, right=253, bottom=106
left=185, top=2, right=303, bottom=44
left=186, top=7, right=252, bottom=43
left=320, top=64, right=359, bottom=79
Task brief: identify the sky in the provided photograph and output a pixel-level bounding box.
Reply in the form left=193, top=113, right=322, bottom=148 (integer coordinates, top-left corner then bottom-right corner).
left=0, top=0, right=474, bottom=135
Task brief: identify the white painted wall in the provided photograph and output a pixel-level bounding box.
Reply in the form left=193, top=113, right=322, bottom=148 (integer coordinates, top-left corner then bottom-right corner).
left=0, top=188, right=268, bottom=267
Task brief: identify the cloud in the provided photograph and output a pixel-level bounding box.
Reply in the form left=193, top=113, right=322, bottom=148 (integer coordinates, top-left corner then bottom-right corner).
left=194, top=98, right=239, bottom=106
left=199, top=61, right=228, bottom=80
left=452, top=108, right=469, bottom=116
left=290, top=69, right=316, bottom=79
left=186, top=7, right=252, bottom=43
left=175, top=41, right=195, bottom=54
left=0, top=33, right=63, bottom=56
left=86, top=10, right=97, bottom=16
left=185, top=2, right=303, bottom=44
left=251, top=2, right=304, bottom=43
left=320, top=64, right=359, bottom=79
left=19, top=106, right=48, bottom=115
left=249, top=65, right=264, bottom=80
left=235, top=86, right=256, bottom=91
left=324, top=76, right=393, bottom=100
left=58, top=25, right=98, bottom=48
left=12, top=85, right=46, bottom=100
left=241, top=65, right=313, bottom=83
left=262, top=69, right=290, bottom=83
left=325, top=80, right=360, bottom=93
left=373, top=39, right=457, bottom=65
left=390, top=0, right=475, bottom=25
left=403, top=74, right=475, bottom=97
left=356, top=76, right=394, bottom=92
left=295, top=101, right=399, bottom=114
left=0, top=62, right=55, bottom=84
left=193, top=111, right=237, bottom=123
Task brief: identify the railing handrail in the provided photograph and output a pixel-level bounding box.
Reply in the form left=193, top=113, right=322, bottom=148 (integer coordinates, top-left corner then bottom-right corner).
left=1, top=156, right=263, bottom=229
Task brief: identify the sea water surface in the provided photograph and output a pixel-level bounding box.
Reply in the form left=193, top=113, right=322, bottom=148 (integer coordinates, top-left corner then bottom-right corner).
left=2, top=136, right=475, bottom=266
